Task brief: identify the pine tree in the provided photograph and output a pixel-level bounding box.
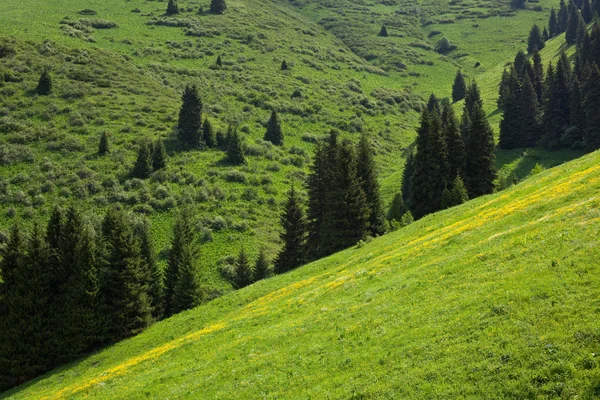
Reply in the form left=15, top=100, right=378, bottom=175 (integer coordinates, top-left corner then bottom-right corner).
left=576, top=13, right=588, bottom=46
left=442, top=103, right=466, bottom=183
left=253, top=247, right=271, bottom=281
left=566, top=1, right=581, bottom=44
left=569, top=77, right=586, bottom=144
left=203, top=118, right=216, bottom=148
left=582, top=0, right=593, bottom=22
left=36, top=69, right=52, bottom=95
left=543, top=27, right=550, bottom=41
left=400, top=150, right=415, bottom=209
left=227, top=128, right=246, bottom=165
left=378, top=25, right=389, bottom=37
left=410, top=109, right=449, bottom=219
left=452, top=70, right=467, bottom=102
left=164, top=208, right=199, bottom=317
left=99, top=132, right=109, bottom=155
left=497, top=68, right=511, bottom=111
left=584, top=65, right=600, bottom=150
left=281, top=60, right=289, bottom=70
left=387, top=192, right=407, bottom=222
left=152, top=140, right=167, bottom=171
left=264, top=110, right=284, bottom=145
left=216, top=55, right=222, bottom=67
left=514, top=50, right=529, bottom=80
left=136, top=220, right=163, bottom=320
left=542, top=55, right=572, bottom=149
left=133, top=139, right=153, bottom=179
left=233, top=247, right=254, bottom=289
left=528, top=24, right=546, bottom=53
left=500, top=68, right=523, bottom=149
left=166, top=0, right=179, bottom=15
left=427, top=93, right=440, bottom=113
left=451, top=175, right=469, bottom=204
left=99, top=207, right=151, bottom=342
left=210, top=0, right=227, bottom=14
left=464, top=81, right=483, bottom=119
left=532, top=49, right=544, bottom=102
left=520, top=73, right=543, bottom=146
left=559, top=0, right=569, bottom=33
left=465, top=103, right=497, bottom=198
left=177, top=84, right=204, bottom=148
left=274, top=186, right=307, bottom=274
left=356, top=133, right=386, bottom=236
left=549, top=8, right=560, bottom=37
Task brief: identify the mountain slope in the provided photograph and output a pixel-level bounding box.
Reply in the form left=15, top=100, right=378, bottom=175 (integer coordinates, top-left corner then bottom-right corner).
left=7, top=151, right=600, bottom=399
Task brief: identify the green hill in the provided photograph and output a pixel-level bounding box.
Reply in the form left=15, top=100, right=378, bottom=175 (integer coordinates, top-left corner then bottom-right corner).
left=6, top=150, right=600, bottom=399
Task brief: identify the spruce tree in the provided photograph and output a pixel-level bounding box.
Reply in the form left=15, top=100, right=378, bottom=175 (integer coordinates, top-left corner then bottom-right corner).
left=152, top=140, right=167, bottom=171
left=442, top=103, right=466, bottom=183
left=356, top=133, right=386, bottom=236
left=387, top=192, right=407, bottom=222
left=264, top=110, right=284, bottom=145
left=400, top=150, right=415, bottom=209
left=464, top=81, right=483, bottom=119
left=549, top=8, right=560, bottom=37
left=166, top=0, right=179, bottom=15
left=532, top=49, right=545, bottom=102
left=36, top=69, right=52, bottom=95
left=274, top=186, right=307, bottom=274
left=99, top=207, right=151, bottom=342
left=520, top=73, right=543, bottom=146
left=133, top=140, right=153, bottom=179
left=465, top=103, right=497, bottom=198
left=281, top=60, right=289, bottom=70
left=576, top=13, right=588, bottom=46
left=164, top=207, right=200, bottom=317
left=136, top=220, right=164, bottom=320
left=177, top=84, right=204, bottom=148
left=497, top=69, right=511, bottom=111
left=203, top=118, right=216, bottom=148
left=451, top=175, right=469, bottom=204
left=543, top=27, right=550, bottom=42
left=378, top=25, right=389, bottom=37
left=210, top=0, right=227, bottom=14
left=584, top=65, right=600, bottom=150
left=569, top=77, right=586, bottom=146
left=427, top=93, right=440, bottom=113
left=499, top=68, right=523, bottom=149
left=566, top=1, right=581, bottom=44
left=227, top=128, right=246, bottom=165
left=410, top=109, right=449, bottom=219
left=559, top=0, right=569, bottom=33
left=233, top=247, right=254, bottom=289
left=542, top=55, right=572, bottom=149
left=306, top=137, right=332, bottom=260
left=99, top=131, right=109, bottom=155
left=253, top=247, right=271, bottom=281
left=216, top=55, right=222, bottom=67
left=582, top=0, right=593, bottom=22
left=528, top=24, right=546, bottom=53
left=452, top=70, right=467, bottom=102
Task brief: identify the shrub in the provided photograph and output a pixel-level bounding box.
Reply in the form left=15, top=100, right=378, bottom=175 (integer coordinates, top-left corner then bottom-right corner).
left=224, top=170, right=248, bottom=183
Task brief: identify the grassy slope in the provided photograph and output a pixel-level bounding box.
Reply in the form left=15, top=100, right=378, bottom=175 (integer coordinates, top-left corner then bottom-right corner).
left=7, top=150, right=600, bottom=399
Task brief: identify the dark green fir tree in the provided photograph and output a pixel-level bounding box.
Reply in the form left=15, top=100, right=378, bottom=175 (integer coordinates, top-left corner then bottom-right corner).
left=378, top=25, right=388, bottom=37
left=36, top=69, right=52, bottom=95
left=210, top=0, right=227, bottom=14
left=264, top=110, right=284, bottom=145
left=356, top=133, right=386, bottom=236
left=528, top=24, right=546, bottom=53
left=233, top=247, right=254, bottom=289
left=177, top=84, right=204, bottom=148
left=152, top=140, right=167, bottom=171
left=203, top=118, right=216, bottom=148
left=166, top=0, right=179, bottom=15
left=253, top=247, right=271, bottom=281
left=465, top=103, right=497, bottom=198
left=274, top=186, right=307, bottom=274
left=227, top=128, right=246, bottom=165
left=133, top=140, right=153, bottom=179
left=99, top=132, right=109, bottom=155
left=452, top=70, right=467, bottom=102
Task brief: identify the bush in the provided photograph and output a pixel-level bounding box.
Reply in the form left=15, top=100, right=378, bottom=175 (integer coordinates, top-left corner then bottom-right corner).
left=435, top=37, right=457, bottom=54
left=224, top=170, right=248, bottom=183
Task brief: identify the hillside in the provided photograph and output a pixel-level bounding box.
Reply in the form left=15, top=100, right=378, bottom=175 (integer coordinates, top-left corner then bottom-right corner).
left=6, top=150, right=600, bottom=399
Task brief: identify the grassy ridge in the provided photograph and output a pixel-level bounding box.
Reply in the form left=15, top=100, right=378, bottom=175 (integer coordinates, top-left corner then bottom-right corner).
left=7, top=150, right=600, bottom=398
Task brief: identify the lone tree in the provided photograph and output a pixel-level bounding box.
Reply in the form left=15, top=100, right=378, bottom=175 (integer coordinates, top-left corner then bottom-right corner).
left=264, top=110, right=284, bottom=145
left=274, top=186, right=306, bottom=274
left=177, top=84, right=203, bottom=148
left=216, top=55, right=222, bottom=67
left=227, top=129, right=246, bottom=165
left=210, top=0, right=227, bottom=14
left=166, top=0, right=179, bottom=15
left=378, top=25, right=389, bottom=37
left=98, top=132, right=109, bottom=155
left=281, top=60, right=288, bottom=70
left=36, top=69, right=52, bottom=95
left=452, top=70, right=467, bottom=102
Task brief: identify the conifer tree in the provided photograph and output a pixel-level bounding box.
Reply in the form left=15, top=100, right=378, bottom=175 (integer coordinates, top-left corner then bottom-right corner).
left=253, top=247, right=271, bottom=281
left=584, top=65, right=600, bottom=150
left=152, top=140, right=167, bottom=171
left=274, top=186, right=307, bottom=274
left=136, top=220, right=163, bottom=320
left=227, top=128, right=246, bottom=165
left=576, top=13, right=588, bottom=46
left=465, top=103, right=496, bottom=198
left=528, top=24, right=546, bottom=53
left=582, top=0, right=593, bottom=22
left=497, top=69, right=511, bottom=111
left=549, top=8, right=560, bottom=37
left=133, top=140, right=153, bottom=179
left=559, top=0, right=569, bottom=32
left=410, top=109, right=449, bottom=219
left=356, top=133, right=386, bottom=236
left=166, top=0, right=179, bottom=15
left=210, top=0, right=227, bottom=14
left=177, top=84, right=204, bottom=148
left=36, top=69, right=52, bottom=95
left=427, top=93, right=440, bottom=113
left=451, top=175, right=469, bottom=204
left=442, top=103, right=466, bottom=183
left=99, top=207, right=151, bottom=342
left=500, top=68, right=523, bottom=149
left=99, top=132, right=109, bottom=155
left=216, top=55, right=222, bottom=67
left=452, top=70, right=467, bottom=102
left=264, top=110, right=284, bottom=145
left=387, top=192, right=407, bottom=222
left=233, top=247, right=254, bottom=289
left=532, top=49, right=545, bottom=102
left=203, top=118, right=215, bottom=148
left=378, top=25, right=389, bottom=37
left=464, top=81, right=483, bottom=119
left=520, top=73, right=543, bottom=146
left=542, top=55, right=572, bottom=149
left=569, top=77, right=586, bottom=146
left=543, top=27, right=550, bottom=41
left=164, top=207, right=200, bottom=317
left=400, top=150, right=415, bottom=208
left=281, top=60, right=289, bottom=70
left=566, top=1, right=581, bottom=44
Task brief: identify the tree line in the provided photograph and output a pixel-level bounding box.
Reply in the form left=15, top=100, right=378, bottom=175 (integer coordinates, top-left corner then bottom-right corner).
left=0, top=205, right=207, bottom=391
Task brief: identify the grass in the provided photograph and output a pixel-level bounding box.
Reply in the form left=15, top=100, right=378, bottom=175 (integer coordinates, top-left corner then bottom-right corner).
left=5, top=149, right=600, bottom=398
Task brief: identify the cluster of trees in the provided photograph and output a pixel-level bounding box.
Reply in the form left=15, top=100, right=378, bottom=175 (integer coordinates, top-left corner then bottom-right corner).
left=229, top=247, right=271, bottom=289
left=0, top=206, right=203, bottom=391
left=166, top=0, right=226, bottom=15
left=273, top=132, right=386, bottom=274
left=401, top=85, right=496, bottom=219
left=132, top=139, right=168, bottom=179
left=548, top=0, right=596, bottom=43
left=500, top=20, right=600, bottom=151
